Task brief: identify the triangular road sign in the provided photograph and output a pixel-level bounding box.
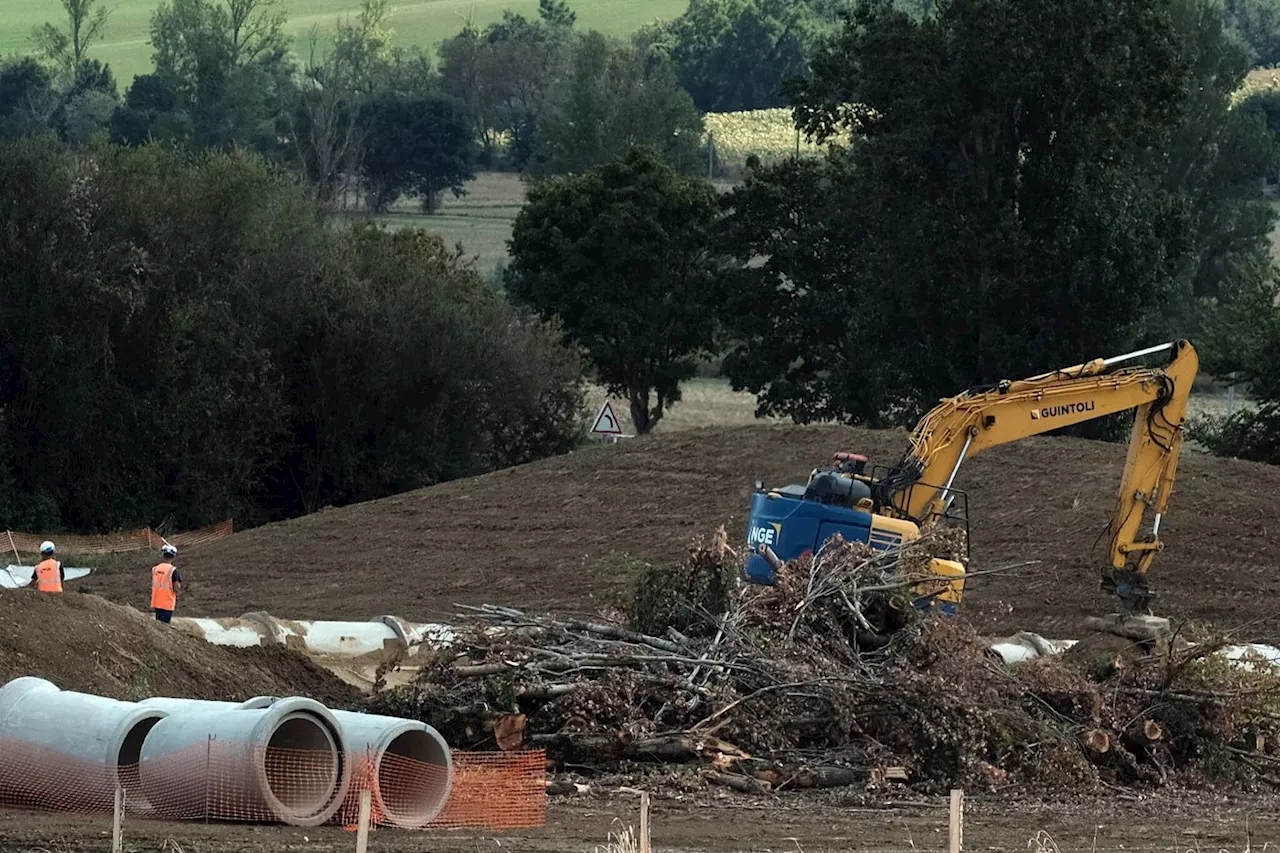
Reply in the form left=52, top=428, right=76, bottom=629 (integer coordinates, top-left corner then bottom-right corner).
left=590, top=401, right=624, bottom=436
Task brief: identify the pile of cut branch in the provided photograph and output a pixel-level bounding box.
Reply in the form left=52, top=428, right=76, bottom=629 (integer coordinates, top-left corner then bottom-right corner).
left=370, top=528, right=1280, bottom=794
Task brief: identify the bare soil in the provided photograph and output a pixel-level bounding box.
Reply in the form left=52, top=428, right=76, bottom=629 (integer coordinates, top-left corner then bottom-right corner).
left=0, top=590, right=360, bottom=706
left=2, top=792, right=1278, bottom=852
left=79, top=425, right=1280, bottom=641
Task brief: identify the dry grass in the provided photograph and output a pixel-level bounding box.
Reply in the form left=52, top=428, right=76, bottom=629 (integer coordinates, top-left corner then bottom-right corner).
left=584, top=378, right=782, bottom=435
left=595, top=824, right=641, bottom=853
left=583, top=379, right=1247, bottom=437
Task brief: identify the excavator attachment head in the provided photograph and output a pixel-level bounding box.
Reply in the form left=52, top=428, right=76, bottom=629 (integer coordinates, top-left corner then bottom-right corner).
left=1100, top=568, right=1155, bottom=614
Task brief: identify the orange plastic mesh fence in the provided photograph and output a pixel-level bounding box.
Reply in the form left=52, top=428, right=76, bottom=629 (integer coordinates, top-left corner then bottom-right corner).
left=0, top=737, right=545, bottom=830
left=5, top=519, right=233, bottom=556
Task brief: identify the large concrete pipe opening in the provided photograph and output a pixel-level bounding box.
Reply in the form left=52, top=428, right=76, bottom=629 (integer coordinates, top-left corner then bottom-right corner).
left=328, top=709, right=453, bottom=828
left=116, top=714, right=164, bottom=805
left=138, top=696, right=350, bottom=826
left=0, top=677, right=169, bottom=813
left=262, top=712, right=341, bottom=817
left=377, top=727, right=453, bottom=827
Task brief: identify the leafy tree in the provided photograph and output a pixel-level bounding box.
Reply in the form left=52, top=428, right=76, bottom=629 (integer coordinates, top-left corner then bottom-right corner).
left=666, top=0, right=827, bottom=112
left=529, top=30, right=704, bottom=177
left=109, top=73, right=192, bottom=144
left=145, top=0, right=295, bottom=152
left=1162, top=0, right=1279, bottom=305
left=0, top=139, right=585, bottom=530
left=439, top=4, right=574, bottom=168
left=508, top=145, right=724, bottom=434
left=32, top=0, right=111, bottom=74
left=0, top=59, right=57, bottom=140
left=1188, top=259, right=1280, bottom=463
left=1222, top=0, right=1280, bottom=66
left=721, top=0, right=1198, bottom=428
left=58, top=90, right=116, bottom=143
left=360, top=92, right=478, bottom=212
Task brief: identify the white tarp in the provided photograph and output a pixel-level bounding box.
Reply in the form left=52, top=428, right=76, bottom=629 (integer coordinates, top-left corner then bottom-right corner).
left=0, top=565, right=92, bottom=589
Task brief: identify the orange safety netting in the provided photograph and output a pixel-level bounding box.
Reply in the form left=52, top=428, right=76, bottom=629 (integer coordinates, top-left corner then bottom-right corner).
left=0, top=737, right=545, bottom=830
left=4, top=519, right=233, bottom=556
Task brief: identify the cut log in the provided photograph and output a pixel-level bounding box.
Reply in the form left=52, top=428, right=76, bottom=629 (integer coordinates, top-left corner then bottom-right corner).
left=705, top=771, right=771, bottom=794
left=493, top=713, right=527, bottom=751
left=1122, top=719, right=1163, bottom=752
left=1081, top=729, right=1112, bottom=754
left=1082, top=614, right=1172, bottom=643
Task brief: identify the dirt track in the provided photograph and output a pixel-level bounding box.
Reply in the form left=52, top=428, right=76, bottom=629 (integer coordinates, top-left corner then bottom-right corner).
left=78, top=424, right=1280, bottom=639
left=2, top=792, right=1278, bottom=852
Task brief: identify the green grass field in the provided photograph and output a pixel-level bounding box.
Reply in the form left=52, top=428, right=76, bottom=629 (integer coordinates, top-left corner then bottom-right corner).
left=1, top=0, right=689, bottom=82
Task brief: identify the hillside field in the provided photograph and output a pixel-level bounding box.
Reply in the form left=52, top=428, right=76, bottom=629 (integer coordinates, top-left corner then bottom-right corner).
left=0, top=0, right=688, bottom=82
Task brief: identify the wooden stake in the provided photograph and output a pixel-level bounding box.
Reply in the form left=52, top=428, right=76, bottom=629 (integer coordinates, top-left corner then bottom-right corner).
left=640, top=791, right=651, bottom=853
left=355, top=789, right=372, bottom=853
left=949, top=788, right=964, bottom=853
left=111, top=786, right=124, bottom=853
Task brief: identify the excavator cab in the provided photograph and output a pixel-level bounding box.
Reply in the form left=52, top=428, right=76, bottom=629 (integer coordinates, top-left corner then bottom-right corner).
left=743, top=451, right=970, bottom=615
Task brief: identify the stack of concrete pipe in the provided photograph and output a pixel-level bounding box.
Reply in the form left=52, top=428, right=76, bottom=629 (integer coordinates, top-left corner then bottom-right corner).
left=0, top=677, right=452, bottom=829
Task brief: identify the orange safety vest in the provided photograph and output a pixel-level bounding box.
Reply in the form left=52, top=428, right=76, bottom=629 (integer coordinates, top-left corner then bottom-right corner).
left=34, top=559, right=62, bottom=593
left=151, top=562, right=177, bottom=611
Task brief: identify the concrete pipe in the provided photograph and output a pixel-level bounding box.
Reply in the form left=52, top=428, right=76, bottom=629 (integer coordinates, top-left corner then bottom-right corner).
left=328, top=710, right=453, bottom=829
left=137, top=696, right=350, bottom=827
left=172, top=613, right=457, bottom=655
left=0, top=676, right=167, bottom=811
left=147, top=697, right=455, bottom=828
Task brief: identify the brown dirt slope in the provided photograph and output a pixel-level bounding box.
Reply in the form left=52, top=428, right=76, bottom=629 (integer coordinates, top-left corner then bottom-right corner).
left=0, top=592, right=360, bottom=705
left=81, top=424, right=1280, bottom=639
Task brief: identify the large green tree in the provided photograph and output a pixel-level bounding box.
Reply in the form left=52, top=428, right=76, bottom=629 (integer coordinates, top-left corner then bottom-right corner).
left=0, top=139, right=584, bottom=530
left=360, top=91, right=478, bottom=212
left=439, top=2, right=574, bottom=168
left=136, top=0, right=295, bottom=153
left=665, top=0, right=829, bottom=112
left=720, top=0, right=1204, bottom=427
left=507, top=146, right=724, bottom=434
left=529, top=31, right=704, bottom=177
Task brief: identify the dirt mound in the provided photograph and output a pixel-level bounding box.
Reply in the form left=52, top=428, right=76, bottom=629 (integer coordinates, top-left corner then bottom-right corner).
left=79, top=424, right=1280, bottom=640
left=0, top=591, right=360, bottom=706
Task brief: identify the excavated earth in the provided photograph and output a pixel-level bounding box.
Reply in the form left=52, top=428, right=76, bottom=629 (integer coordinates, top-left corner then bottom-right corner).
left=80, top=424, right=1280, bottom=641
left=0, top=591, right=360, bottom=705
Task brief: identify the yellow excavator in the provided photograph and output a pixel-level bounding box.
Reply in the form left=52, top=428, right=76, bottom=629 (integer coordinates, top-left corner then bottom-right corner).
left=743, top=339, right=1199, bottom=629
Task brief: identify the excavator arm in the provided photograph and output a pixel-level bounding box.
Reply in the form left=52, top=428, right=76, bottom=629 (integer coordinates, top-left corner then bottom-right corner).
left=875, top=340, right=1198, bottom=612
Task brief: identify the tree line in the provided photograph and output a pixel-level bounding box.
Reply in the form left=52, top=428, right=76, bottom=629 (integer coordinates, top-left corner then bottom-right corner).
left=7, top=0, right=1280, bottom=537
left=2, top=0, right=855, bottom=207
left=0, top=140, right=582, bottom=531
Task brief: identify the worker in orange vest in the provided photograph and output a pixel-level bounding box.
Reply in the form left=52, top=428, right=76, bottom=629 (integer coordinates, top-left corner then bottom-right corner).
left=151, top=544, right=183, bottom=623
left=25, top=541, right=64, bottom=593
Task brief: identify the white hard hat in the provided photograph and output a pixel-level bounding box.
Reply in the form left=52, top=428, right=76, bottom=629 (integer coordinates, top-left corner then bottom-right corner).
left=39, top=541, right=55, bottom=555
left=161, top=544, right=177, bottom=557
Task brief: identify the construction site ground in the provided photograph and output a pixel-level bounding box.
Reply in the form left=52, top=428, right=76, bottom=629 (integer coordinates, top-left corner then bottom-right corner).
left=79, top=424, right=1280, bottom=640
left=0, top=591, right=359, bottom=705
left=10, top=424, right=1280, bottom=849
left=2, top=791, right=1279, bottom=852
